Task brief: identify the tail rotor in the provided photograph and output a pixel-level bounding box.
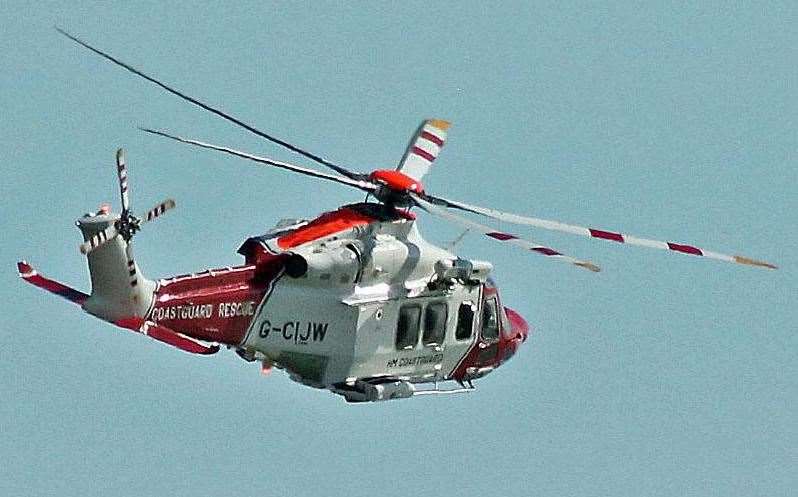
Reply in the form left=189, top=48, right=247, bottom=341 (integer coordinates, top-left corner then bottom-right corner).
left=78, top=149, right=176, bottom=273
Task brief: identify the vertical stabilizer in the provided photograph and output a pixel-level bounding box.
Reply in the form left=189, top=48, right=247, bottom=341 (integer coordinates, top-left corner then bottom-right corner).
left=76, top=213, right=155, bottom=320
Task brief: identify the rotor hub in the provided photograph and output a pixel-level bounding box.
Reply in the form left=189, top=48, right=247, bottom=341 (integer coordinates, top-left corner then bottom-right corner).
left=116, top=212, right=141, bottom=241
left=369, top=170, right=424, bottom=194
left=368, top=169, right=424, bottom=207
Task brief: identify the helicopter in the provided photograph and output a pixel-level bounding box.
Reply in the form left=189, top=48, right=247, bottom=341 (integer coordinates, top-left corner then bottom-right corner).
left=17, top=30, right=776, bottom=403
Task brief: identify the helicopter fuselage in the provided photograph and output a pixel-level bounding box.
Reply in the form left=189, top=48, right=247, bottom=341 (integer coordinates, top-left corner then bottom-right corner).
left=145, top=203, right=530, bottom=401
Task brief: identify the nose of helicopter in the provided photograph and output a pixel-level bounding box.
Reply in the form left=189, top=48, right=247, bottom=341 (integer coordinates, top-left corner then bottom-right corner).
left=505, top=307, right=530, bottom=342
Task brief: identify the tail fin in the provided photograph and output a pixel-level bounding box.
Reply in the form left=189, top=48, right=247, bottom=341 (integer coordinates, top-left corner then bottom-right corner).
left=17, top=149, right=209, bottom=355
left=75, top=212, right=155, bottom=321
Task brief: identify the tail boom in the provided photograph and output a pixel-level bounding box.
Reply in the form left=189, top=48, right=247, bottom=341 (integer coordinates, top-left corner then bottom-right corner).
left=145, top=257, right=287, bottom=346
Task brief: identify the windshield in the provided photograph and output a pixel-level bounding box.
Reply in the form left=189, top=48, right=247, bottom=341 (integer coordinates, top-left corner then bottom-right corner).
left=481, top=297, right=499, bottom=340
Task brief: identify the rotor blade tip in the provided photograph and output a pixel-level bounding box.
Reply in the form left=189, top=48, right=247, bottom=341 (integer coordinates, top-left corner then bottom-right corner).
left=54, top=26, right=78, bottom=41
left=17, top=260, right=33, bottom=276
left=429, top=119, right=451, bottom=130
left=733, top=255, right=778, bottom=270
left=575, top=261, right=601, bottom=273
left=139, top=127, right=171, bottom=139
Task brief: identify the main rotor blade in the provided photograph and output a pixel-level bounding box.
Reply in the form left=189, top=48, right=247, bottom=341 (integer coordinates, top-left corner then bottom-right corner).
left=425, top=194, right=777, bottom=270
left=116, top=148, right=130, bottom=213
left=140, top=198, right=176, bottom=224
left=141, top=128, right=379, bottom=193
left=396, top=119, right=451, bottom=181
left=55, top=27, right=364, bottom=181
left=79, top=224, right=119, bottom=254
left=411, top=194, right=600, bottom=273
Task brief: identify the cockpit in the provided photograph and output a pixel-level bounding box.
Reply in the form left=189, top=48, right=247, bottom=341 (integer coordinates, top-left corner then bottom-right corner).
left=451, top=278, right=530, bottom=382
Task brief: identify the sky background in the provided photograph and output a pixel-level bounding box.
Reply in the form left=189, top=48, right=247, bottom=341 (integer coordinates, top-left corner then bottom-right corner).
left=1, top=2, right=795, bottom=496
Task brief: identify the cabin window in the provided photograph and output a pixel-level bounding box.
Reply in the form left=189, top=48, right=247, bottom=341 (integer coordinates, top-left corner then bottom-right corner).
left=455, top=301, right=475, bottom=340
left=396, top=305, right=421, bottom=349
left=422, top=302, right=448, bottom=346
left=482, top=298, right=500, bottom=341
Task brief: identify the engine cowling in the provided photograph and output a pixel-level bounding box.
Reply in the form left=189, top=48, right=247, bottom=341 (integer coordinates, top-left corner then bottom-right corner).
left=283, top=244, right=362, bottom=286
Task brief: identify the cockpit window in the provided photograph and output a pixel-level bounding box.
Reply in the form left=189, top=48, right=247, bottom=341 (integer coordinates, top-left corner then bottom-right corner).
left=422, top=302, right=447, bottom=346
left=396, top=305, right=421, bottom=349
left=455, top=301, right=475, bottom=340
left=482, top=298, right=499, bottom=341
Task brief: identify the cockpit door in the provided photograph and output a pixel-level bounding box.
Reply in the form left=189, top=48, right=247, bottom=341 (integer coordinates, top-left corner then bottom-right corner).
left=475, top=296, right=500, bottom=365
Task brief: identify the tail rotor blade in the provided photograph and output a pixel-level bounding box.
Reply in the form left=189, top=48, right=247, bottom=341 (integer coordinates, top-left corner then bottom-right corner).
left=425, top=194, right=777, bottom=270
left=125, top=242, right=139, bottom=288
left=411, top=194, right=600, bottom=273
left=116, top=148, right=130, bottom=213
left=141, top=198, right=176, bottom=224
left=79, top=224, right=119, bottom=254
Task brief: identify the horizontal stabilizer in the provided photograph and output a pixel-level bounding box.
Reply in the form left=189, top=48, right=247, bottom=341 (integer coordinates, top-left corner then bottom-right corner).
left=115, top=317, right=220, bottom=355
left=17, top=261, right=89, bottom=305
left=18, top=261, right=217, bottom=355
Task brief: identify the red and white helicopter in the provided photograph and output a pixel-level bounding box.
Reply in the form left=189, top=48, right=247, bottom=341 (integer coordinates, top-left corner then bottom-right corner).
left=18, top=30, right=777, bottom=402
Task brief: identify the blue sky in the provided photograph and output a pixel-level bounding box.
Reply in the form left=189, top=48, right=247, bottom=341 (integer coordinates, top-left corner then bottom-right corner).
left=1, top=2, right=795, bottom=496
